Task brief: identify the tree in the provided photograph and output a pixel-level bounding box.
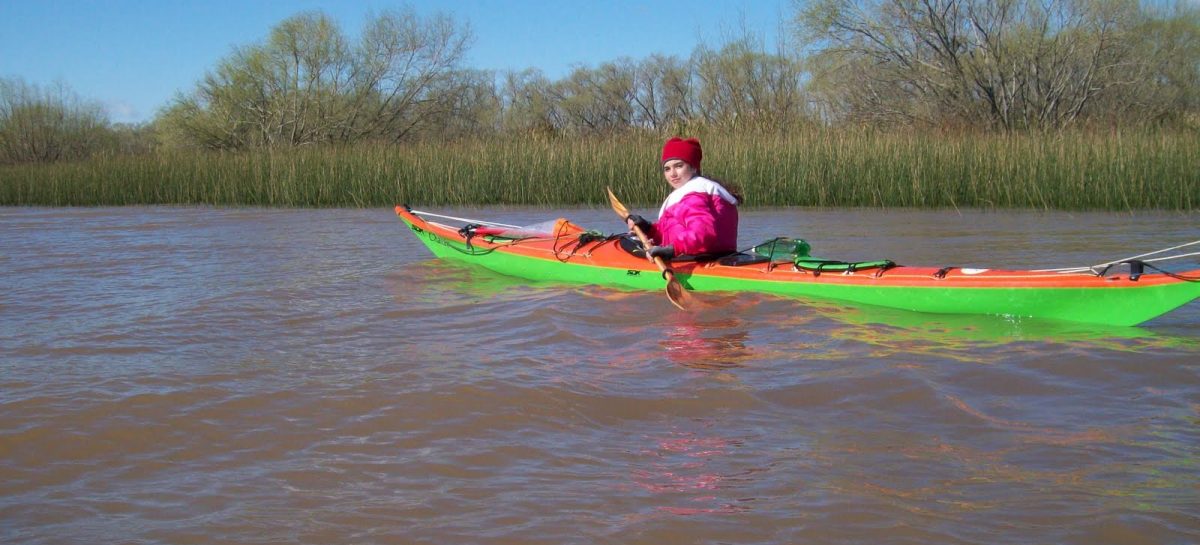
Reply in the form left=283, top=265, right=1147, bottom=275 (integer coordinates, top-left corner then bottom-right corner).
left=0, top=78, right=111, bottom=164
left=630, top=54, right=696, bottom=130
left=793, top=0, right=1198, bottom=130
left=433, top=68, right=503, bottom=139
left=551, top=61, right=638, bottom=134
left=693, top=38, right=809, bottom=130
left=498, top=68, right=559, bottom=136
left=159, top=8, right=473, bottom=149
left=349, top=9, right=474, bottom=142
left=1097, top=3, right=1200, bottom=126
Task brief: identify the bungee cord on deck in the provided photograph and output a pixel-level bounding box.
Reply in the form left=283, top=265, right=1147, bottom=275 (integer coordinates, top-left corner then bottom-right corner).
left=409, top=209, right=523, bottom=230
left=1034, top=239, right=1200, bottom=276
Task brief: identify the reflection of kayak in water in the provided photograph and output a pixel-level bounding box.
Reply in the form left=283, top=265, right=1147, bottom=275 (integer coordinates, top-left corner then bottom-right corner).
left=815, top=298, right=1200, bottom=353
left=395, top=206, right=1200, bottom=327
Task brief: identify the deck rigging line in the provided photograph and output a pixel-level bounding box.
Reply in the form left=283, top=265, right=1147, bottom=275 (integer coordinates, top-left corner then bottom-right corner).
left=1035, top=239, right=1200, bottom=275
left=409, top=209, right=523, bottom=230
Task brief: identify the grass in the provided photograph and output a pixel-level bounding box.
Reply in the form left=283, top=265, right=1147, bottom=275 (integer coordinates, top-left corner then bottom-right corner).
left=1, top=128, right=1197, bottom=210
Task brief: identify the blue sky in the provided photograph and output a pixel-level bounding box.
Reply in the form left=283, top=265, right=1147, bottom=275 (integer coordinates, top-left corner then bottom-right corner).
left=0, top=0, right=791, bottom=124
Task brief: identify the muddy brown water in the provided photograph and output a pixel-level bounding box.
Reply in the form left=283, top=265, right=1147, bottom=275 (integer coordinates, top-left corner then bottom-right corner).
left=2, top=206, right=1198, bottom=544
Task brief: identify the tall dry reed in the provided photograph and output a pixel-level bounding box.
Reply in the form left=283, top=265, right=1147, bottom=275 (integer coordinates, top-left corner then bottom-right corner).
left=1, top=129, right=1196, bottom=210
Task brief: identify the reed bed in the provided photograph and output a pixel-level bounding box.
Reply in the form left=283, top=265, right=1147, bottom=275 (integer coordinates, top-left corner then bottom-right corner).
left=1, top=129, right=1196, bottom=210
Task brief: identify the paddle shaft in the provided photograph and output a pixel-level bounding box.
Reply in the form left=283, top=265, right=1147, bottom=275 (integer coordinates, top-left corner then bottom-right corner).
left=606, top=187, right=693, bottom=310
left=628, top=223, right=671, bottom=270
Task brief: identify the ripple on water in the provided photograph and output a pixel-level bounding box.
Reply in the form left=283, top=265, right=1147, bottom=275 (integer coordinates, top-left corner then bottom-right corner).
left=2, top=207, right=1198, bottom=545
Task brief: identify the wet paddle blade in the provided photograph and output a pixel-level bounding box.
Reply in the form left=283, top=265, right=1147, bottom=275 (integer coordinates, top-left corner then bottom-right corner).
left=605, top=187, right=629, bottom=218
left=665, top=276, right=694, bottom=310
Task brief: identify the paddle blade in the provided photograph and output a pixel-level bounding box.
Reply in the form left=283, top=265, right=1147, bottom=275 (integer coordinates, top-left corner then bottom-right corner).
left=605, top=186, right=629, bottom=219
left=665, top=277, right=694, bottom=310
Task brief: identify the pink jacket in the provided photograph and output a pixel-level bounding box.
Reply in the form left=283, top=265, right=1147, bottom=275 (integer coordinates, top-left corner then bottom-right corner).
left=648, top=176, right=739, bottom=256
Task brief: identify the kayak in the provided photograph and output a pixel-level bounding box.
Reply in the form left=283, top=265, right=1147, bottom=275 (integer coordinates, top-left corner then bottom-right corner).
left=394, top=206, right=1200, bottom=327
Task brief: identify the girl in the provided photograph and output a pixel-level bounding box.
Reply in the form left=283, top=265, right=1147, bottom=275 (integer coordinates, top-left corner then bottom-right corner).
left=626, top=137, right=740, bottom=259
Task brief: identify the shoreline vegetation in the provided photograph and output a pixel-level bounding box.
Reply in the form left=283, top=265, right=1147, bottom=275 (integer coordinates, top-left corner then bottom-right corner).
left=2, top=129, right=1197, bottom=210
left=4, top=5, right=1199, bottom=211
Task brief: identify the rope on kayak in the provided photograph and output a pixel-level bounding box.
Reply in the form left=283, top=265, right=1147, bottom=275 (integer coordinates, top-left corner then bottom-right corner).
left=1092, top=259, right=1200, bottom=282
left=427, top=214, right=611, bottom=260
left=1035, top=239, right=1200, bottom=275
left=552, top=226, right=616, bottom=262
left=410, top=209, right=523, bottom=230
left=755, top=237, right=790, bottom=272
left=737, top=237, right=810, bottom=272
left=793, top=258, right=899, bottom=277
left=446, top=224, right=504, bottom=256
left=1139, top=261, right=1200, bottom=282
left=439, top=222, right=531, bottom=256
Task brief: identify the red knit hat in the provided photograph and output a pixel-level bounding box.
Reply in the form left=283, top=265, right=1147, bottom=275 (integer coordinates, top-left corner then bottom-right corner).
left=661, top=137, right=702, bottom=170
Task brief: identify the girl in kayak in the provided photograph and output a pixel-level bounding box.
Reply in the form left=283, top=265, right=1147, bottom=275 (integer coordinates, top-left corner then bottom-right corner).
left=625, top=137, right=741, bottom=260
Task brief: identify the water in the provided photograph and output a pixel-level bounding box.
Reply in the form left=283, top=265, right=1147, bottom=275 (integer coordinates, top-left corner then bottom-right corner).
left=2, top=206, right=1199, bottom=544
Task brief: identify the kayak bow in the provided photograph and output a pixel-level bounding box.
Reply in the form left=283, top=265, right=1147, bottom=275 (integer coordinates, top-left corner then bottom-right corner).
left=394, top=206, right=1200, bottom=326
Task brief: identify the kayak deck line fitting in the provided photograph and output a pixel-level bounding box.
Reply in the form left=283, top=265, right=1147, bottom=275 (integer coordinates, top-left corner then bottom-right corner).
left=396, top=205, right=1200, bottom=327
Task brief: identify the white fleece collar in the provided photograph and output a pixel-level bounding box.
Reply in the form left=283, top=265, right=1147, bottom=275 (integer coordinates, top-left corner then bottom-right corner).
left=658, top=176, right=739, bottom=217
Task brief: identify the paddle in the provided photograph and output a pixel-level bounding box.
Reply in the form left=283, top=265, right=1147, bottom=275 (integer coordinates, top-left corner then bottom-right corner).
left=605, top=187, right=695, bottom=310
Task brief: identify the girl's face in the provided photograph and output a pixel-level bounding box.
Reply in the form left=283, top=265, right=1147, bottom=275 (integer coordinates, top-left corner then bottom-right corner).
left=662, top=159, right=696, bottom=189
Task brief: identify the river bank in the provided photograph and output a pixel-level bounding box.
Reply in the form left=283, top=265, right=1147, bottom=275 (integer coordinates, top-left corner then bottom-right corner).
left=2, top=129, right=1197, bottom=210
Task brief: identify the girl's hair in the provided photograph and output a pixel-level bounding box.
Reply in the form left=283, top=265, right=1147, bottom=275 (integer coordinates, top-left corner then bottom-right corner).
left=706, top=175, right=744, bottom=204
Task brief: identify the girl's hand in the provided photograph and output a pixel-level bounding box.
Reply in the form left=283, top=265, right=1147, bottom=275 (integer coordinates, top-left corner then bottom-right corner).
left=625, top=214, right=651, bottom=232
